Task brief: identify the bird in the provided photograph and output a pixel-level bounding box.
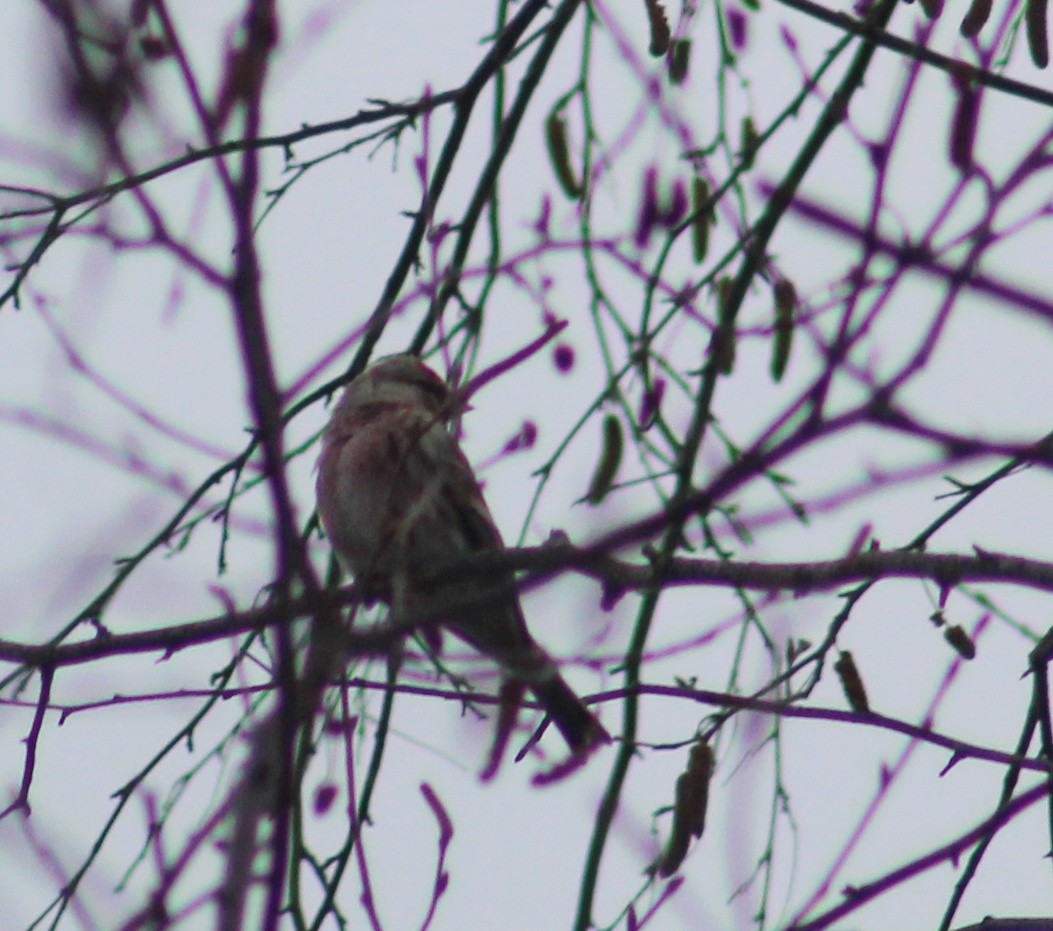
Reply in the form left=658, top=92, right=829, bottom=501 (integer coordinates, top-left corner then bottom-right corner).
left=315, top=353, right=609, bottom=762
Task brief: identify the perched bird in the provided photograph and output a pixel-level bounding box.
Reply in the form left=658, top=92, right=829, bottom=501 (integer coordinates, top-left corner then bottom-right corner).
left=316, top=353, right=609, bottom=759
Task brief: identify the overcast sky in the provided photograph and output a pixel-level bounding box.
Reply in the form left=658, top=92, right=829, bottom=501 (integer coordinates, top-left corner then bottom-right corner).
left=2, top=1, right=1053, bottom=929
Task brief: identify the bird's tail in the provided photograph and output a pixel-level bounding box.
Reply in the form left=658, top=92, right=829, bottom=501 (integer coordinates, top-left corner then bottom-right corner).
left=445, top=603, right=609, bottom=756
left=530, top=672, right=609, bottom=755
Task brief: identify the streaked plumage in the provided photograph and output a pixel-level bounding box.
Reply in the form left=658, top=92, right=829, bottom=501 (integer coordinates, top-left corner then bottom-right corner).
left=316, top=354, right=608, bottom=758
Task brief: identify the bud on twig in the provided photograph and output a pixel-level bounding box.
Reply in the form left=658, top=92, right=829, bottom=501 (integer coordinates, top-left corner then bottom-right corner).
left=834, top=650, right=870, bottom=714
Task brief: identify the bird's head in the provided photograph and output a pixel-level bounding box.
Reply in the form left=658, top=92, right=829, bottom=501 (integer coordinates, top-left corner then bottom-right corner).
left=337, top=353, right=451, bottom=415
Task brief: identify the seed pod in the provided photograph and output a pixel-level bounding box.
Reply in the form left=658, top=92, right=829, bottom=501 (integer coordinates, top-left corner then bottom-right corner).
left=960, top=0, right=992, bottom=35
left=132, top=0, right=151, bottom=26
left=690, top=176, right=711, bottom=264
left=739, top=116, right=759, bottom=169
left=545, top=111, right=582, bottom=199
left=1028, top=0, right=1050, bottom=67
left=586, top=414, right=624, bottom=504
left=713, top=328, right=736, bottom=375
left=679, top=739, right=714, bottom=840
left=944, top=624, right=977, bottom=660
left=139, top=35, right=171, bottom=59
left=668, top=38, right=691, bottom=84
left=948, top=66, right=977, bottom=172
left=770, top=277, right=796, bottom=382
left=649, top=739, right=715, bottom=877
left=644, top=0, right=672, bottom=56
left=834, top=650, right=870, bottom=714
left=713, top=276, right=736, bottom=375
